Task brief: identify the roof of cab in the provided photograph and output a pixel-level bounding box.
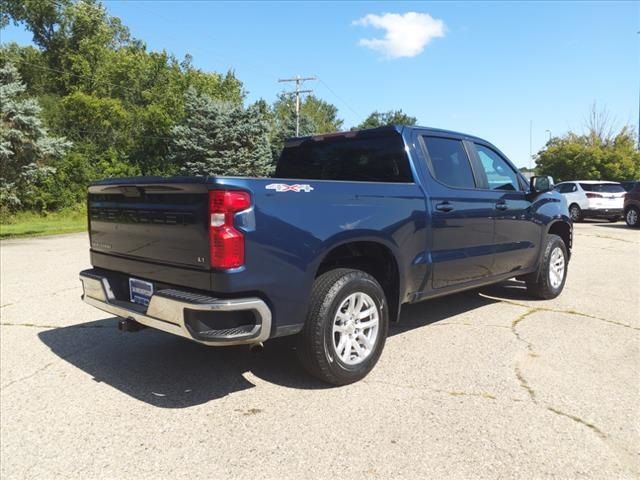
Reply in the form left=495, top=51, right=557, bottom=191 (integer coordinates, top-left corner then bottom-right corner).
left=286, top=124, right=488, bottom=145
left=559, top=180, right=622, bottom=184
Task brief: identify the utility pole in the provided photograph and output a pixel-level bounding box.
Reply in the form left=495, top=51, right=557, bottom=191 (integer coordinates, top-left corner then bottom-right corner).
left=278, top=75, right=316, bottom=136
left=529, top=120, right=533, bottom=170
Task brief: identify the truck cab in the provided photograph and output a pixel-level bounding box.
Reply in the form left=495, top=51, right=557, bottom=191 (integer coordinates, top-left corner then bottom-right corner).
left=80, top=125, right=572, bottom=384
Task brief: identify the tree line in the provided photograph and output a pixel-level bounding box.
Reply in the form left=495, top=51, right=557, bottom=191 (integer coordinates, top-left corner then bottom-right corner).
left=0, top=0, right=417, bottom=215
left=535, top=105, right=639, bottom=182
left=2, top=1, right=636, bottom=216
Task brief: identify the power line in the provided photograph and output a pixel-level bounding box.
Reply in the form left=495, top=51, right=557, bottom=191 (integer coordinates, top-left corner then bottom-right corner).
left=7, top=58, right=148, bottom=98
left=132, top=0, right=285, bottom=83
left=315, top=77, right=362, bottom=123
left=64, top=126, right=174, bottom=142
left=278, top=75, right=316, bottom=136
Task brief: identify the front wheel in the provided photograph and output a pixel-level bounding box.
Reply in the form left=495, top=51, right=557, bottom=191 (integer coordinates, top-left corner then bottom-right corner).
left=625, top=207, right=640, bottom=228
left=569, top=204, right=582, bottom=222
left=525, top=234, right=568, bottom=300
left=296, top=268, right=389, bottom=385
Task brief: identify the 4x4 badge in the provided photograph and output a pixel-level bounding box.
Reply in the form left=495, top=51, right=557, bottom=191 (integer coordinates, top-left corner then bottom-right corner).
left=266, top=183, right=314, bottom=193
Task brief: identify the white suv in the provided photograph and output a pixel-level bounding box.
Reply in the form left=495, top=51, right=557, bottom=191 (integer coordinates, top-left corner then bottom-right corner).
left=554, top=181, right=626, bottom=222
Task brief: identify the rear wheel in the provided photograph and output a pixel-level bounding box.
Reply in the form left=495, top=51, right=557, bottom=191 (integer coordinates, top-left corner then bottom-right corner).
left=296, top=268, right=388, bottom=385
left=525, top=234, right=568, bottom=300
left=625, top=207, right=639, bottom=228
left=569, top=204, right=582, bottom=222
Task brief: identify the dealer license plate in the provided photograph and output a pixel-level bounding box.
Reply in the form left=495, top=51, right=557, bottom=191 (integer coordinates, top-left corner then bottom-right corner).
left=129, top=278, right=154, bottom=306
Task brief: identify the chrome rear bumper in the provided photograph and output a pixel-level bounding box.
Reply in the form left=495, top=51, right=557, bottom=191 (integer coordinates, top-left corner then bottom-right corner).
left=79, top=269, right=271, bottom=346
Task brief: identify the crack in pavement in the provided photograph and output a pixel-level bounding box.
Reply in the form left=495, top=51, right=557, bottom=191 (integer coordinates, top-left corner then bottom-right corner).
left=424, top=322, right=510, bottom=330
left=439, top=390, right=496, bottom=400
left=506, top=306, right=639, bottom=476
left=578, top=233, right=638, bottom=245
left=547, top=407, right=607, bottom=439
left=548, top=405, right=640, bottom=475
left=51, top=286, right=81, bottom=296
left=481, top=294, right=639, bottom=331
left=0, top=285, right=81, bottom=309
left=0, top=322, right=111, bottom=330
left=511, top=308, right=539, bottom=352
left=362, top=378, right=498, bottom=402
left=0, top=343, right=100, bottom=392
left=508, top=311, right=545, bottom=403
left=514, top=364, right=537, bottom=403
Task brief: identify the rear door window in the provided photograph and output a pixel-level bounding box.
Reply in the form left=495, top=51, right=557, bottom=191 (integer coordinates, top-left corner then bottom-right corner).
left=421, top=136, right=476, bottom=189
left=579, top=183, right=625, bottom=193
left=474, top=144, right=520, bottom=191
left=556, top=183, right=576, bottom=193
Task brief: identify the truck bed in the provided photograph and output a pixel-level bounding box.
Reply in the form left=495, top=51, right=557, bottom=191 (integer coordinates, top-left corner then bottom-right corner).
left=88, top=174, right=427, bottom=336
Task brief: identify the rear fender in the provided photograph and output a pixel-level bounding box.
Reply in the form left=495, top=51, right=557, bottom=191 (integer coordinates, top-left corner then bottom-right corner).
left=312, top=231, right=406, bottom=320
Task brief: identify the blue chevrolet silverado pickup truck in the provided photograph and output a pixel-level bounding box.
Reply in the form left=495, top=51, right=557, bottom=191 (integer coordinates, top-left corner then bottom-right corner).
left=80, top=125, right=572, bottom=384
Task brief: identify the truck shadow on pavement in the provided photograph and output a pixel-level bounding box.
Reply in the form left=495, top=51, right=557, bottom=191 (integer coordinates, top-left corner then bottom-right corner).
left=38, top=289, right=505, bottom=408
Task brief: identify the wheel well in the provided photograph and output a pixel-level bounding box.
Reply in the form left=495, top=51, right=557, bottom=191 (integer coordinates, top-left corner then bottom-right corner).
left=549, top=221, right=572, bottom=254
left=316, top=241, right=400, bottom=322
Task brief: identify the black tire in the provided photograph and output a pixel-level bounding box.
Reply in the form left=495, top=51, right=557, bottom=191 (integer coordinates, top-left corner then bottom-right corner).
left=625, top=206, right=640, bottom=228
left=569, top=204, right=582, bottom=222
left=525, top=234, right=568, bottom=300
left=296, top=268, right=389, bottom=385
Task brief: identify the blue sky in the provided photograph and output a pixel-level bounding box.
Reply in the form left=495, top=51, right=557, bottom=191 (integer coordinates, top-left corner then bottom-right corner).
left=2, top=1, right=638, bottom=167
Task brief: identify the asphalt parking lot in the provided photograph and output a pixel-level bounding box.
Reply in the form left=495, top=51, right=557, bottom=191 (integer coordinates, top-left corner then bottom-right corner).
left=1, top=222, right=638, bottom=479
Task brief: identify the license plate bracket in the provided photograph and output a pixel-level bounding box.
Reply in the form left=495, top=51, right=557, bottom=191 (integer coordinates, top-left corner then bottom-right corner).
left=129, top=278, right=154, bottom=306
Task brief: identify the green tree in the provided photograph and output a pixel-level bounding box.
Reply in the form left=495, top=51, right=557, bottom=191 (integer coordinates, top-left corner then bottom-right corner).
left=0, top=63, right=70, bottom=211
left=536, top=106, right=640, bottom=181
left=3, top=0, right=245, bottom=180
left=271, top=93, right=343, bottom=136
left=356, top=109, right=417, bottom=129
left=1, top=0, right=72, bottom=50
left=2, top=0, right=256, bottom=212
left=2, top=0, right=131, bottom=95
left=269, top=93, right=342, bottom=161
left=0, top=43, right=49, bottom=96
left=170, top=89, right=273, bottom=177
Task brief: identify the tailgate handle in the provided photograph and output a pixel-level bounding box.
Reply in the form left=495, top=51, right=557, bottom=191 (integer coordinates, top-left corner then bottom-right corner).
left=121, top=186, right=143, bottom=198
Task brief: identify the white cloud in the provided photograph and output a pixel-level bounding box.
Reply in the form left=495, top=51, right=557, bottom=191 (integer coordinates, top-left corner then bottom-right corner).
left=353, top=12, right=445, bottom=59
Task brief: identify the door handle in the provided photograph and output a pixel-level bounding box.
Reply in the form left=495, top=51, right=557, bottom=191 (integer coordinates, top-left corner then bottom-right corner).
left=495, top=201, right=508, bottom=211
left=435, top=202, right=454, bottom=212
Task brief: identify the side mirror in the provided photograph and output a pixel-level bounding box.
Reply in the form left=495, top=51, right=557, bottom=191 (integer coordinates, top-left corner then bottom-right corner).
left=530, top=175, right=554, bottom=193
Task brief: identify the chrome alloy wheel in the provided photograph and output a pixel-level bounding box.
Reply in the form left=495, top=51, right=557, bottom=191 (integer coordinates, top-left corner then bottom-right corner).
left=548, top=246, right=565, bottom=289
left=570, top=205, right=580, bottom=222
left=627, top=208, right=638, bottom=226
left=332, top=292, right=379, bottom=365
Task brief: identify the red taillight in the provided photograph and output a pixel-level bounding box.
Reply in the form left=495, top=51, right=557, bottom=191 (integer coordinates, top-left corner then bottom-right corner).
left=586, top=192, right=603, bottom=199
left=208, top=190, right=251, bottom=269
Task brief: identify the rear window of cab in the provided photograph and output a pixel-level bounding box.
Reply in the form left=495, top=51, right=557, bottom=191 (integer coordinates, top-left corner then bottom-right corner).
left=276, top=132, right=413, bottom=183
left=579, top=183, right=625, bottom=193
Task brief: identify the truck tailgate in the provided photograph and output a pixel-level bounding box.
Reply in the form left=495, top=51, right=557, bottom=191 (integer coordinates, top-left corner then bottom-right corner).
left=88, top=178, right=210, bottom=269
